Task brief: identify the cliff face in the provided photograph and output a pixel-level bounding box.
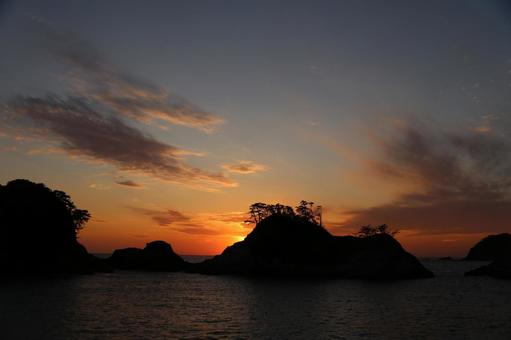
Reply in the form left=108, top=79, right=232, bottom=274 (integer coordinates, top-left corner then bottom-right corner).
left=108, top=241, right=185, bottom=271
left=464, top=233, right=511, bottom=261
left=190, top=214, right=433, bottom=280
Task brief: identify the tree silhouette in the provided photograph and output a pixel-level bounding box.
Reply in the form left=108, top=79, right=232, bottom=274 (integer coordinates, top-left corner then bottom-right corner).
left=357, top=224, right=398, bottom=237
left=54, top=190, right=91, bottom=235
left=315, top=205, right=323, bottom=226
left=246, top=202, right=296, bottom=224
left=267, top=203, right=295, bottom=216
left=245, top=200, right=321, bottom=225
left=246, top=202, right=268, bottom=224
left=296, top=200, right=317, bottom=223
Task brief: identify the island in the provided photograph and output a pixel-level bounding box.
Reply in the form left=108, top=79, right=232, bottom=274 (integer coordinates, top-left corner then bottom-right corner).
left=107, top=240, right=186, bottom=271
left=465, top=258, right=511, bottom=279
left=189, top=202, right=433, bottom=280
left=464, top=233, right=511, bottom=261
left=464, top=234, right=511, bottom=279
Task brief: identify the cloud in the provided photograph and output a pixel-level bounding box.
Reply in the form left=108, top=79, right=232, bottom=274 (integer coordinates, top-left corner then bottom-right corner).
left=170, top=224, right=224, bottom=236
left=25, top=147, right=62, bottom=156
left=130, top=207, right=223, bottom=235
left=36, top=19, right=223, bottom=132
left=131, top=207, right=191, bottom=226
left=131, top=234, right=149, bottom=239
left=114, top=179, right=144, bottom=188
left=212, top=212, right=249, bottom=223
left=2, top=20, right=235, bottom=190
left=344, top=200, right=511, bottom=235
left=130, top=207, right=247, bottom=236
left=222, top=160, right=267, bottom=174
left=4, top=95, right=235, bottom=189
left=342, top=121, right=511, bottom=235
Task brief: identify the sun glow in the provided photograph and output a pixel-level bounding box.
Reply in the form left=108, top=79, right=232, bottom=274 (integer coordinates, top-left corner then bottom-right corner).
left=234, top=235, right=246, bottom=243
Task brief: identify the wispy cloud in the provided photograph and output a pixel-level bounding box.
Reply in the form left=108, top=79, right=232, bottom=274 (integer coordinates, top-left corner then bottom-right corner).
left=222, top=160, right=267, bottom=174
left=1, top=19, right=235, bottom=190
left=131, top=207, right=191, bottom=226
left=37, top=18, right=223, bottom=132
left=5, top=95, right=234, bottom=189
left=114, top=178, right=144, bottom=189
left=129, top=206, right=247, bottom=236
left=342, top=121, right=511, bottom=235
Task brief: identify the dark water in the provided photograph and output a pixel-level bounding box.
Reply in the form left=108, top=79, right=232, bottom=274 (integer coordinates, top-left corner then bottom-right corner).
left=1, top=260, right=511, bottom=339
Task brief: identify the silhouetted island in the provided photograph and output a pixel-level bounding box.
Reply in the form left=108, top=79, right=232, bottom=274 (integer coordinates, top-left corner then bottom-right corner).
left=0, top=179, right=111, bottom=275
left=465, top=258, right=511, bottom=279
left=108, top=240, right=185, bottom=271
left=439, top=257, right=454, bottom=261
left=464, top=233, right=511, bottom=261
left=190, top=203, right=433, bottom=280
left=464, top=234, right=511, bottom=279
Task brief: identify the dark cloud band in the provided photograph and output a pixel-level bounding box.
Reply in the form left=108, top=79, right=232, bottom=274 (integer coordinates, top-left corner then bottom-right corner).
left=5, top=95, right=234, bottom=188
left=344, top=122, right=511, bottom=235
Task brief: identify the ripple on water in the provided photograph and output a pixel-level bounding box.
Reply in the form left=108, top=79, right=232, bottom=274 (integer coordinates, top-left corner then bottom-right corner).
left=1, top=260, right=511, bottom=339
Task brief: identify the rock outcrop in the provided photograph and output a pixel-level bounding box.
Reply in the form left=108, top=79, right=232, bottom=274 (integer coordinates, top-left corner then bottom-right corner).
left=190, top=214, right=433, bottom=280
left=108, top=240, right=185, bottom=271
left=464, top=233, right=511, bottom=261
left=58, top=242, right=113, bottom=274
left=465, top=258, right=511, bottom=279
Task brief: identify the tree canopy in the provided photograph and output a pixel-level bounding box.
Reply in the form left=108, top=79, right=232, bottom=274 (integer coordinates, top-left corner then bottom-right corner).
left=245, top=200, right=322, bottom=225
left=53, top=190, right=91, bottom=234
left=356, top=224, right=399, bottom=238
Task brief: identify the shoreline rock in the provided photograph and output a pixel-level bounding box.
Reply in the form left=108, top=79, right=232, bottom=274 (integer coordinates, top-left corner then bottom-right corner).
left=463, top=234, right=511, bottom=279
left=464, top=233, right=511, bottom=261
left=465, top=258, right=511, bottom=279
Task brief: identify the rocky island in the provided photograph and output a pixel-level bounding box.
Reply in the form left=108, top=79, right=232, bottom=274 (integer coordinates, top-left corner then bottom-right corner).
left=465, top=258, right=511, bottom=279
left=464, top=234, right=511, bottom=279
left=190, top=202, right=433, bottom=280
left=464, top=233, right=511, bottom=261
left=108, top=240, right=186, bottom=271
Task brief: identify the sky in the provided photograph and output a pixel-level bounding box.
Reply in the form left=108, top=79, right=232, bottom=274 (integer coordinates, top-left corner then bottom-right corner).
left=1, top=0, right=511, bottom=256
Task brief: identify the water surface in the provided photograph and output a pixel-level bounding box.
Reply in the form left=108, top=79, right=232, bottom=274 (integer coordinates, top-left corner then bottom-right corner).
left=1, top=260, right=510, bottom=339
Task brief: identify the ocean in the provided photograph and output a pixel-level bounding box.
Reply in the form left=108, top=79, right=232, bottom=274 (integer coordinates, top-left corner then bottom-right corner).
left=1, top=259, right=510, bottom=339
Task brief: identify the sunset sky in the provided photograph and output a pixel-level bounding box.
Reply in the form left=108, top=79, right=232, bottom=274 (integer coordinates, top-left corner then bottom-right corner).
left=1, top=0, right=511, bottom=256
